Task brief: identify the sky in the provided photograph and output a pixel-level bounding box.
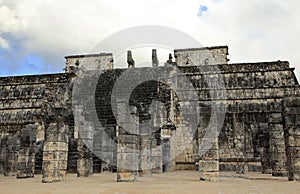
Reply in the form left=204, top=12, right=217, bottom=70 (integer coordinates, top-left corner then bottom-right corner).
left=1, top=0, right=300, bottom=79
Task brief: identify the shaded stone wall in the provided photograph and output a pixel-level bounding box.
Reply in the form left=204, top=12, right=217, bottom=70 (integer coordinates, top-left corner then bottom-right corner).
left=0, top=74, right=71, bottom=180
left=178, top=61, right=299, bottom=175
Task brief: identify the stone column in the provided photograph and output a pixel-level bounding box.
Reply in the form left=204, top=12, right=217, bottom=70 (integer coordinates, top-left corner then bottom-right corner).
left=151, top=132, right=162, bottom=173
left=0, top=137, right=5, bottom=174
left=161, top=122, right=176, bottom=172
left=77, top=137, right=93, bottom=177
left=42, top=118, right=68, bottom=183
left=198, top=136, right=219, bottom=181
left=268, top=113, right=287, bottom=176
left=198, top=107, right=219, bottom=182
left=4, top=136, right=19, bottom=176
left=139, top=134, right=152, bottom=176
left=117, top=107, right=139, bottom=182
left=150, top=101, right=167, bottom=174
left=76, top=120, right=93, bottom=177
left=259, top=123, right=272, bottom=174
left=17, top=125, right=36, bottom=178
left=139, top=105, right=153, bottom=176
left=98, top=125, right=117, bottom=173
left=283, top=97, right=300, bottom=181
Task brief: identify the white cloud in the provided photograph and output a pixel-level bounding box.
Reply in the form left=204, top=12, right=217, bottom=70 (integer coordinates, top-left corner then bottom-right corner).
left=0, top=1, right=22, bottom=49
left=0, top=0, right=300, bottom=78
left=0, top=36, right=9, bottom=49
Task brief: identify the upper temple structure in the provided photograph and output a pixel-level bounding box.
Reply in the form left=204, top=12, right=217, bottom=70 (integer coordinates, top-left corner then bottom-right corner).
left=1, top=46, right=300, bottom=183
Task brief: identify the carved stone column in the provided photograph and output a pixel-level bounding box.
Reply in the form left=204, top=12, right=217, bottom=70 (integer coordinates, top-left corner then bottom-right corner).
left=17, top=124, right=36, bottom=178
left=268, top=113, right=287, bottom=176
left=4, top=136, right=19, bottom=176
left=117, top=107, right=139, bottom=182
left=198, top=106, right=219, bottom=182
left=42, top=117, right=69, bottom=183
left=77, top=133, right=93, bottom=177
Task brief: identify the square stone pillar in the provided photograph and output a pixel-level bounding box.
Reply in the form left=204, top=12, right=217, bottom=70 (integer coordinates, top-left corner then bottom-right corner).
left=117, top=132, right=139, bottom=182
left=76, top=121, right=94, bottom=177
left=42, top=119, right=68, bottom=183
left=283, top=97, right=300, bottom=181
left=0, top=138, right=5, bottom=174
left=259, top=123, right=272, bottom=174
left=139, top=134, right=152, bottom=176
left=17, top=125, right=36, bottom=178
left=151, top=133, right=162, bottom=173
left=161, top=122, right=176, bottom=172
left=198, top=109, right=219, bottom=182
left=198, top=137, right=219, bottom=181
left=77, top=137, right=93, bottom=177
left=117, top=107, right=139, bottom=182
left=268, top=113, right=287, bottom=176
left=4, top=136, right=19, bottom=177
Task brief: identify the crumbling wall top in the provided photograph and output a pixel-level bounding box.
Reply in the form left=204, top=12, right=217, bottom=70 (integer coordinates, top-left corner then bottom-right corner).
left=65, top=53, right=114, bottom=74
left=174, top=46, right=229, bottom=67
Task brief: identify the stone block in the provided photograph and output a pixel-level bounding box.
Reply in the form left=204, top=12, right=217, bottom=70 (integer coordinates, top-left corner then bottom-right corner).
left=43, top=151, right=68, bottom=161
left=284, top=97, right=300, bottom=107
left=269, top=124, right=283, bottom=133
left=286, top=136, right=300, bottom=147
left=199, top=172, right=219, bottom=182
left=117, top=144, right=139, bottom=152
left=43, top=160, right=68, bottom=170
left=42, top=169, right=67, bottom=183
left=199, top=138, right=218, bottom=150
left=286, top=127, right=300, bottom=137
left=43, top=142, right=68, bottom=152
left=284, top=107, right=300, bottom=115
left=198, top=160, right=219, bottom=172
left=117, top=172, right=136, bottom=182
left=118, top=135, right=139, bottom=144
left=198, top=149, right=219, bottom=160
left=269, top=113, right=282, bottom=123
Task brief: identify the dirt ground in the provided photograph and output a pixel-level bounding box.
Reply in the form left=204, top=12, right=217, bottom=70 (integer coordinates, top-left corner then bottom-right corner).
left=0, top=171, right=299, bottom=194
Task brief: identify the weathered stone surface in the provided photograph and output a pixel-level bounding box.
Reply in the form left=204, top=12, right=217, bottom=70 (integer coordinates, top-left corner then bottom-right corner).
left=17, top=124, right=36, bottom=179
left=1, top=46, right=300, bottom=184
left=284, top=97, right=300, bottom=181
left=117, top=107, right=139, bottom=182
left=77, top=138, right=93, bottom=177
left=199, top=172, right=219, bottom=182
left=42, top=121, right=69, bottom=183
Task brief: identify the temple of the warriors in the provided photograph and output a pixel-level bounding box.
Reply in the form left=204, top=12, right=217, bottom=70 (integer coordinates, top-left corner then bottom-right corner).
left=1, top=46, right=300, bottom=183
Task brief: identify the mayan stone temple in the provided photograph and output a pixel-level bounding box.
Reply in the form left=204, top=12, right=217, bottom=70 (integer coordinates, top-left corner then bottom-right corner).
left=1, top=46, right=300, bottom=183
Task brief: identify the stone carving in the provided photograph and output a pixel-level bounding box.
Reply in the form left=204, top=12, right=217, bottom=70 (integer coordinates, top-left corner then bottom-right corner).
left=127, top=51, right=135, bottom=69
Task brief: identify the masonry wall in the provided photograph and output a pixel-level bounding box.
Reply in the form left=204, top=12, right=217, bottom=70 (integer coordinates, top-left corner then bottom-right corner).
left=0, top=74, right=71, bottom=176
left=178, top=61, right=300, bottom=173
left=1, top=48, right=300, bottom=182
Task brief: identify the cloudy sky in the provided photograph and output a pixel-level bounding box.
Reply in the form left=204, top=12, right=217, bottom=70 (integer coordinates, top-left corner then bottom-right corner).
left=1, top=0, right=300, bottom=79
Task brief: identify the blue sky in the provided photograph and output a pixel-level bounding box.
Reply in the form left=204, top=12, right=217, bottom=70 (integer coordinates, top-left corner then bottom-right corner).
left=198, top=5, right=208, bottom=17
left=1, top=0, right=300, bottom=79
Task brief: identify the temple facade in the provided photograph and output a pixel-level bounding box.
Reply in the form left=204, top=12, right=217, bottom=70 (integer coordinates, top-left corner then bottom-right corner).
left=0, top=46, right=300, bottom=182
